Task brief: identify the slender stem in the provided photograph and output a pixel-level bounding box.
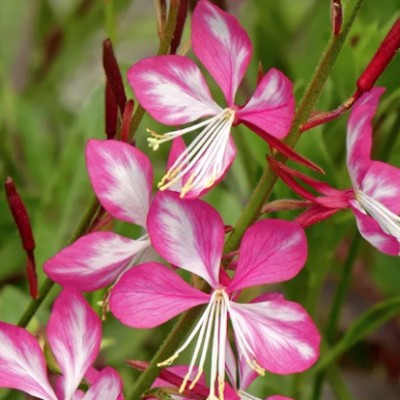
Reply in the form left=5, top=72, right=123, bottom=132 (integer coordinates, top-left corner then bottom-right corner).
left=310, top=233, right=361, bottom=400
left=17, top=278, right=54, bottom=327
left=127, top=305, right=204, bottom=399
left=326, top=365, right=354, bottom=400
left=326, top=234, right=362, bottom=343
left=104, top=0, right=117, bottom=44
left=127, top=1, right=365, bottom=398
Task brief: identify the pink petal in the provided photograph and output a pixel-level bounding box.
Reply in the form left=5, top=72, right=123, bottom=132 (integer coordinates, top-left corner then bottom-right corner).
left=361, top=161, right=400, bottom=214
left=44, top=232, right=150, bottom=291
left=180, top=135, right=237, bottom=199
left=228, top=299, right=320, bottom=374
left=128, top=55, right=221, bottom=125
left=351, top=205, right=399, bottom=256
left=109, top=262, right=210, bottom=328
left=47, top=290, right=101, bottom=400
left=268, top=396, right=293, bottom=400
left=228, top=219, right=307, bottom=292
left=346, top=87, right=385, bottom=187
left=86, top=139, right=152, bottom=226
left=237, top=68, right=295, bottom=138
left=192, top=0, right=252, bottom=105
left=0, top=322, right=56, bottom=400
left=82, top=368, right=124, bottom=400
left=147, top=191, right=224, bottom=286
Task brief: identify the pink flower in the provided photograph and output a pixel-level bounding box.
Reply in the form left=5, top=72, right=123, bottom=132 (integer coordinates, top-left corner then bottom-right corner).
left=0, top=290, right=123, bottom=400
left=271, top=87, right=400, bottom=256
left=128, top=0, right=294, bottom=198
left=109, top=191, right=320, bottom=399
left=44, top=139, right=156, bottom=292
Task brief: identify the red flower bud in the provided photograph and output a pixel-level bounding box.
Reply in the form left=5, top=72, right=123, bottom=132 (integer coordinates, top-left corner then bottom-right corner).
left=4, top=178, right=38, bottom=299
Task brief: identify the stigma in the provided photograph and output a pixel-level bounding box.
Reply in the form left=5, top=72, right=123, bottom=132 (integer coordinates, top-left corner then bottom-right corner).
left=147, top=108, right=235, bottom=198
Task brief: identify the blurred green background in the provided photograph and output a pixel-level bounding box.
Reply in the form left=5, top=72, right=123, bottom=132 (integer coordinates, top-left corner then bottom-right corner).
left=1, top=0, right=400, bottom=399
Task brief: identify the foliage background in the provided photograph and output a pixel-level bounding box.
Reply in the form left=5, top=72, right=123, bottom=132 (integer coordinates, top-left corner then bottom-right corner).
left=0, top=0, right=399, bottom=399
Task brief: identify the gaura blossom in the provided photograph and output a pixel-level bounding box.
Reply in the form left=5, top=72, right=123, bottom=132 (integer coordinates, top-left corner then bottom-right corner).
left=109, top=191, right=320, bottom=400
left=0, top=290, right=123, bottom=400
left=128, top=0, right=295, bottom=198
left=44, top=139, right=156, bottom=292
left=270, top=87, right=400, bottom=256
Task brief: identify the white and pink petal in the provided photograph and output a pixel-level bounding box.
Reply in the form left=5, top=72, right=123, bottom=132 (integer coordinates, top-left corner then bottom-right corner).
left=237, top=68, right=295, bottom=139
left=47, top=290, right=101, bottom=400
left=178, top=134, right=236, bottom=199
left=86, top=139, right=153, bottom=227
left=351, top=205, right=400, bottom=256
left=128, top=55, right=221, bottom=125
left=361, top=161, right=400, bottom=214
left=192, top=0, right=252, bottom=106
left=228, top=299, right=320, bottom=374
left=0, top=322, right=57, bottom=400
left=346, top=87, right=385, bottom=187
left=82, top=368, right=124, bottom=400
left=109, top=262, right=210, bottom=328
left=147, top=191, right=224, bottom=286
left=44, top=232, right=150, bottom=292
left=228, top=219, right=307, bottom=292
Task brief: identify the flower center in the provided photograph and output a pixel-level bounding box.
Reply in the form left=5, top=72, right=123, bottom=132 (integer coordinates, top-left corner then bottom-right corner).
left=157, top=289, right=229, bottom=400
left=356, top=190, right=400, bottom=241
left=147, top=108, right=235, bottom=197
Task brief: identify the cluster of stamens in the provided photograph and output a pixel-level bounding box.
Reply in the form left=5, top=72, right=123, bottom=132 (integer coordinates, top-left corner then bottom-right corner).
left=157, top=288, right=266, bottom=400
left=147, top=109, right=235, bottom=198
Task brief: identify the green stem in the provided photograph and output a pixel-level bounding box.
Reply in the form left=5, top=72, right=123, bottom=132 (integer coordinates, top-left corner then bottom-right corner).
left=127, top=0, right=365, bottom=398
left=104, top=0, right=117, bottom=44
left=17, top=196, right=101, bottom=328
left=310, top=233, right=361, bottom=400
left=326, top=234, right=362, bottom=344
left=326, top=365, right=354, bottom=400
left=127, top=305, right=203, bottom=400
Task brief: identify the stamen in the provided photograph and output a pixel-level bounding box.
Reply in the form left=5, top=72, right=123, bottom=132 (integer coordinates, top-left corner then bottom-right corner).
left=147, top=108, right=235, bottom=197
left=356, top=190, right=400, bottom=240
left=226, top=298, right=265, bottom=377
left=158, top=290, right=229, bottom=400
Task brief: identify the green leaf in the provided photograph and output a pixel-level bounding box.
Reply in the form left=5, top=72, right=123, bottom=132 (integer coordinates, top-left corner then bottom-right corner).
left=314, top=295, right=400, bottom=372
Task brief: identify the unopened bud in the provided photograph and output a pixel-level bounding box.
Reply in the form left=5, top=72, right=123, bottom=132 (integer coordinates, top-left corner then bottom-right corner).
left=4, top=178, right=38, bottom=299
left=103, top=39, right=127, bottom=114
left=357, top=18, right=400, bottom=92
